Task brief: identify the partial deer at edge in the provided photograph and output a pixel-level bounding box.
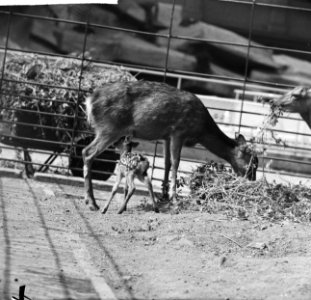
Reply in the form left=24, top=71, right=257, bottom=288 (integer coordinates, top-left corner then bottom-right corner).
left=83, top=81, right=257, bottom=211
left=102, top=136, right=159, bottom=214
left=262, top=86, right=311, bottom=129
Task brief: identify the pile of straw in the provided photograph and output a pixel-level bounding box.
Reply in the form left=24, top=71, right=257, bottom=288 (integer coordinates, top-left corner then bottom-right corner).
left=187, top=162, right=311, bottom=223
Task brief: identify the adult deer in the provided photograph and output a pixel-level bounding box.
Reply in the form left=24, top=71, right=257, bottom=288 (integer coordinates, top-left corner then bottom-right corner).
left=262, top=86, right=311, bottom=129
left=83, top=81, right=257, bottom=211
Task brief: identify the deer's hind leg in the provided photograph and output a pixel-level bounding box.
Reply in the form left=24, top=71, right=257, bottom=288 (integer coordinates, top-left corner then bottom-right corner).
left=169, top=136, right=183, bottom=202
left=82, top=133, right=118, bottom=211
left=162, top=139, right=171, bottom=200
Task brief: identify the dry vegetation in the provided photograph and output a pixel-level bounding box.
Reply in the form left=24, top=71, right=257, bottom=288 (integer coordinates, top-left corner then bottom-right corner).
left=0, top=53, right=135, bottom=144
left=183, top=102, right=311, bottom=224
left=185, top=162, right=311, bottom=223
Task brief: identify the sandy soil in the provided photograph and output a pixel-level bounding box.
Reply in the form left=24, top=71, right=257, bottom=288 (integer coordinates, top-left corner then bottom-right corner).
left=1, top=176, right=311, bottom=300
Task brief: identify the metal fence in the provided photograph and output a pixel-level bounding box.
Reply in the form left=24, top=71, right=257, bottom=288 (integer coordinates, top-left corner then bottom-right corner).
left=1, top=0, right=311, bottom=186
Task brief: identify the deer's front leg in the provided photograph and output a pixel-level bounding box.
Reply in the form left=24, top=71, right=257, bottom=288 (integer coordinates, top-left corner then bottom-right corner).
left=162, top=139, right=171, bottom=201
left=169, top=136, right=183, bottom=203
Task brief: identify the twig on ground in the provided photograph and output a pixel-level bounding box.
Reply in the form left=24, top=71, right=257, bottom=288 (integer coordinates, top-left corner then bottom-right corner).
left=219, top=233, right=243, bottom=248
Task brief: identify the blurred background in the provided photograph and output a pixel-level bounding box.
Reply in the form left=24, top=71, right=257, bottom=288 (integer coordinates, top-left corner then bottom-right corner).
left=1, top=0, right=311, bottom=187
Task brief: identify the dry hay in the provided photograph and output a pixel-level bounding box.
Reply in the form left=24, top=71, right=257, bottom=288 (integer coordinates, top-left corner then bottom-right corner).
left=182, top=100, right=311, bottom=223
left=184, top=161, right=311, bottom=223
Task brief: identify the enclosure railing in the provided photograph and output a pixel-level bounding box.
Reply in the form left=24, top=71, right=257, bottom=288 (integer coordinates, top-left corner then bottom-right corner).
left=0, top=0, right=311, bottom=185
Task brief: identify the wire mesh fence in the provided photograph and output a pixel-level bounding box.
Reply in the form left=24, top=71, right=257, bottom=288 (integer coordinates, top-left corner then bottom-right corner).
left=0, top=0, right=311, bottom=186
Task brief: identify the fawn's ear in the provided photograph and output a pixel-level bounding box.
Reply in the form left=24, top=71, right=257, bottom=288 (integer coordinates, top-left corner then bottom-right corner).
left=236, top=134, right=246, bottom=145
left=131, top=141, right=140, bottom=148
left=113, top=137, right=125, bottom=147
left=124, top=136, right=131, bottom=143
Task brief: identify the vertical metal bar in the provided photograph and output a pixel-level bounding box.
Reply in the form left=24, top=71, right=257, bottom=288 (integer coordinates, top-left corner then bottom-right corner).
left=0, top=11, right=12, bottom=103
left=151, top=0, right=176, bottom=182
left=67, top=8, right=91, bottom=174
left=177, top=77, right=182, bottom=89
left=163, top=0, right=176, bottom=82
left=238, top=0, right=256, bottom=133
left=0, top=13, right=12, bottom=298
left=236, top=0, right=267, bottom=178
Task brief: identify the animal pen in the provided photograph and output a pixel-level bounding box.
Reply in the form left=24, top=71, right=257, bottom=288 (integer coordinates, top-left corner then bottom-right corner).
left=1, top=0, right=311, bottom=187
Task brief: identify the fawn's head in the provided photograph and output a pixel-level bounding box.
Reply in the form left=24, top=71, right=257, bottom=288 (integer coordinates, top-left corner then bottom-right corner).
left=114, top=136, right=140, bottom=154
left=231, top=134, right=258, bottom=181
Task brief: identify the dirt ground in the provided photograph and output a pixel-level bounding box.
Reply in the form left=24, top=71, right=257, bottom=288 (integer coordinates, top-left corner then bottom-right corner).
left=1, top=175, right=311, bottom=300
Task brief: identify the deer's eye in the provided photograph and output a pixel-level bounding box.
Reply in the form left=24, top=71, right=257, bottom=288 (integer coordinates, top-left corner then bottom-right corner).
left=242, top=147, right=252, bottom=155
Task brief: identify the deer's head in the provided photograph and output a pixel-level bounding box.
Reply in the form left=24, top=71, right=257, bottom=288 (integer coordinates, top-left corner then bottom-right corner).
left=264, top=86, right=311, bottom=114
left=231, top=134, right=258, bottom=181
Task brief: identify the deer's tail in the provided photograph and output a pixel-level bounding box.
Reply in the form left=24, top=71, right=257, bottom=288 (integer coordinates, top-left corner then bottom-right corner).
left=85, top=95, right=94, bottom=125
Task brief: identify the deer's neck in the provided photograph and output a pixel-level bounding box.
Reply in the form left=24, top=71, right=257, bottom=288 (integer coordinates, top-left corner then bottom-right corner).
left=199, top=123, right=237, bottom=163
left=300, top=112, right=311, bottom=129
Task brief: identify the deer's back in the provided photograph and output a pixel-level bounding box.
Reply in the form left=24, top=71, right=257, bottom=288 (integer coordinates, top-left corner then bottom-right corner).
left=89, top=81, right=213, bottom=140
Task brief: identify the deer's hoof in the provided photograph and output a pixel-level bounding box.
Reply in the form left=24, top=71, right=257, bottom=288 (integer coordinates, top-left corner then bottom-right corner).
left=25, top=168, right=35, bottom=178
left=85, top=198, right=89, bottom=205
left=159, top=193, right=169, bottom=203
left=154, top=207, right=160, bottom=213
left=89, top=203, right=100, bottom=211
left=117, top=208, right=125, bottom=214
left=101, top=207, right=108, bottom=214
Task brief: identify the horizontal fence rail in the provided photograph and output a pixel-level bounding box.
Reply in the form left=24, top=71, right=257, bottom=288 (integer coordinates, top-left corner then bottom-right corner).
left=0, top=1, right=311, bottom=187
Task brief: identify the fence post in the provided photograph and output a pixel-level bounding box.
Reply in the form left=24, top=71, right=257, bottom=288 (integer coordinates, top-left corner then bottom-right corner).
left=0, top=10, right=12, bottom=107
left=67, top=8, right=91, bottom=175
left=238, top=0, right=256, bottom=135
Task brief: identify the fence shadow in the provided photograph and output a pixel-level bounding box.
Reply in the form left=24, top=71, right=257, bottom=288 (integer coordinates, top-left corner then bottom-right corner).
left=25, top=179, right=72, bottom=299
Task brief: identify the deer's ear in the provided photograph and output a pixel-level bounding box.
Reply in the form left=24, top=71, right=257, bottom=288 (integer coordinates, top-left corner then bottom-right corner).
left=236, top=134, right=246, bottom=145
left=301, top=87, right=310, bottom=98
left=131, top=141, right=140, bottom=148
left=113, top=137, right=125, bottom=147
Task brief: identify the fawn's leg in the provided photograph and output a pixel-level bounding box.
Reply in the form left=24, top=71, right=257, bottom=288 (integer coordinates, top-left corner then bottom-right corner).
left=169, top=136, right=183, bottom=202
left=82, top=133, right=116, bottom=211
left=102, top=169, right=123, bottom=214
left=118, top=173, right=135, bottom=214
left=144, top=176, right=159, bottom=213
left=123, top=178, right=129, bottom=211
left=162, top=139, right=171, bottom=200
